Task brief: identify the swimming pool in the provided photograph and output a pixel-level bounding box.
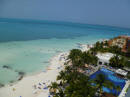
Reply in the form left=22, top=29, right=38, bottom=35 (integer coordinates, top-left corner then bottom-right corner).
left=90, top=68, right=126, bottom=96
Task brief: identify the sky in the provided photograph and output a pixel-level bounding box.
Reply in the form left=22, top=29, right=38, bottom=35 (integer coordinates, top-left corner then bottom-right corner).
left=0, top=0, right=130, bottom=28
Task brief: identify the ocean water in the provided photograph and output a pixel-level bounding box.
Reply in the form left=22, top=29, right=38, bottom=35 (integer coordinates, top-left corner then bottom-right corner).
left=0, top=18, right=130, bottom=85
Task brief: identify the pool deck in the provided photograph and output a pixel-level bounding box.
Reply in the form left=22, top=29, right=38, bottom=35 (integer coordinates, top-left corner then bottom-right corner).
left=118, top=80, right=130, bottom=97
left=125, top=87, right=130, bottom=97
left=89, top=66, right=129, bottom=97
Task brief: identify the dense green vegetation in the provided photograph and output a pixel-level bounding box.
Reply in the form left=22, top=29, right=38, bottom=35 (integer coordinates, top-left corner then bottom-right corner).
left=68, top=49, right=98, bottom=68
left=49, top=38, right=130, bottom=97
left=109, top=55, right=127, bottom=68
left=49, top=64, right=96, bottom=97
left=90, top=41, right=123, bottom=55
left=90, top=41, right=129, bottom=68
left=49, top=49, right=120, bottom=97
left=91, top=74, right=120, bottom=97
left=126, top=61, right=130, bottom=68
left=126, top=48, right=130, bottom=57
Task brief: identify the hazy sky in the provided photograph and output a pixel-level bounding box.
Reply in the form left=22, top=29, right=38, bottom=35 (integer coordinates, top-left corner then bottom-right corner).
left=0, top=0, right=130, bottom=28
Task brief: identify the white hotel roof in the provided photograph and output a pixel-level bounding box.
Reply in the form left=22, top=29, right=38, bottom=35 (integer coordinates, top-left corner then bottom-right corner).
left=96, top=53, right=114, bottom=61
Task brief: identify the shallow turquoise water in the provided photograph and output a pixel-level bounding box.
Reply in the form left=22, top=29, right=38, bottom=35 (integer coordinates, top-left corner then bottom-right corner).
left=0, top=18, right=130, bottom=85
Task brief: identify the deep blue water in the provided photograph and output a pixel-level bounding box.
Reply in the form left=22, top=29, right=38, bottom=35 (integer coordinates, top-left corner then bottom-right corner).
left=0, top=18, right=130, bottom=43
left=90, top=68, right=126, bottom=96
left=0, top=18, right=130, bottom=85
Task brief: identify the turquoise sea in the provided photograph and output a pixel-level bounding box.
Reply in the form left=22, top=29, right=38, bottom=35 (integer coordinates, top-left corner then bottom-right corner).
left=0, top=18, right=130, bottom=85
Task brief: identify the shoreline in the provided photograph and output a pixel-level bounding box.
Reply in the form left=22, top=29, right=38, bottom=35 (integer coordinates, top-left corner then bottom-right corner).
left=0, top=54, right=56, bottom=88
left=0, top=43, right=129, bottom=97
left=0, top=52, right=68, bottom=97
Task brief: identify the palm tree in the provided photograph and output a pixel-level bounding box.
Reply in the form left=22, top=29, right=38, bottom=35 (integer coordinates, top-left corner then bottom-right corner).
left=68, top=49, right=83, bottom=69
left=57, top=70, right=66, bottom=82
left=68, top=49, right=82, bottom=63
left=55, top=87, right=65, bottom=97
left=65, top=66, right=72, bottom=73
left=68, top=49, right=98, bottom=70
left=110, top=45, right=122, bottom=55
left=119, top=56, right=126, bottom=67
left=110, top=55, right=126, bottom=68
left=64, top=73, right=96, bottom=97
left=91, top=55, right=98, bottom=65
left=81, top=52, right=98, bottom=66
left=81, top=52, right=90, bottom=64
left=57, top=70, right=74, bottom=84
left=104, top=81, right=114, bottom=90
left=49, top=82, right=58, bottom=94
left=92, top=74, right=115, bottom=96
left=109, top=55, right=119, bottom=67
left=114, top=85, right=121, bottom=96
left=49, top=82, right=65, bottom=97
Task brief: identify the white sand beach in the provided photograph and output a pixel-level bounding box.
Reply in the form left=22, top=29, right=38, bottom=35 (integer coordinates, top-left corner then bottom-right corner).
left=0, top=52, right=68, bottom=97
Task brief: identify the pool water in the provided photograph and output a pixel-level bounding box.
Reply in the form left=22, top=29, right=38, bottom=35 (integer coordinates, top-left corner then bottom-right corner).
left=0, top=18, right=130, bottom=85
left=90, top=68, right=126, bottom=95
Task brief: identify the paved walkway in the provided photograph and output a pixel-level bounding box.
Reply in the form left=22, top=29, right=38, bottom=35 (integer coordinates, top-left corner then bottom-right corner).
left=118, top=80, right=130, bottom=97
left=125, top=87, right=130, bottom=97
